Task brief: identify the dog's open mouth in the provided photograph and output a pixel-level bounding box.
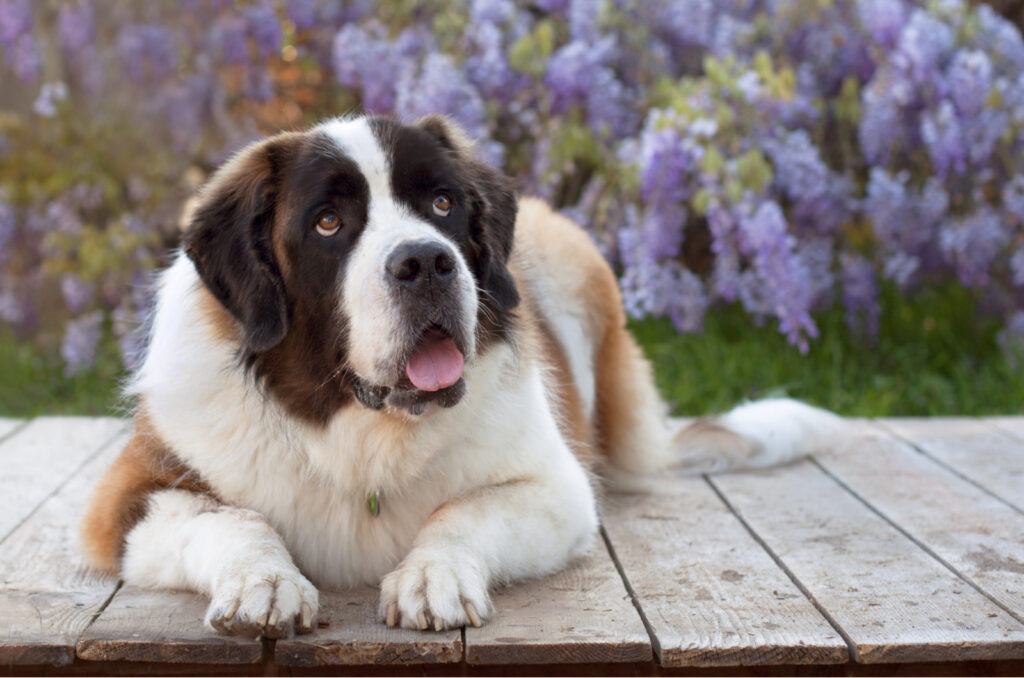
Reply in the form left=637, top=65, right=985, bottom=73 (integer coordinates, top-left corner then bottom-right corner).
left=349, top=325, right=469, bottom=415
left=403, top=327, right=464, bottom=392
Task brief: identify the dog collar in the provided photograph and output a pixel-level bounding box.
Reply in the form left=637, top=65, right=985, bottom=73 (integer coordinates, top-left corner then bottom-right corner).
left=367, top=490, right=381, bottom=517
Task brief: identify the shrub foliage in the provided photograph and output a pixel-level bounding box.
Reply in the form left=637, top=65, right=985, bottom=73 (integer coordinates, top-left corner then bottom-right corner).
left=2, top=0, right=1024, bottom=373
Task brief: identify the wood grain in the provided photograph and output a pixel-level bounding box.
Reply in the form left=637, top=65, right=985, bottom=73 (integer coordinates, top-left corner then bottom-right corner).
left=0, top=417, right=127, bottom=542
left=4, top=415, right=1024, bottom=670
left=816, top=422, right=1024, bottom=625
left=984, top=416, right=1024, bottom=441
left=275, top=587, right=462, bottom=666
left=712, top=454, right=1024, bottom=664
left=465, top=543, right=651, bottom=664
left=601, top=475, right=848, bottom=667
left=0, top=418, right=26, bottom=443
left=76, top=587, right=263, bottom=664
left=0, top=433, right=128, bottom=666
left=877, top=418, right=1024, bottom=511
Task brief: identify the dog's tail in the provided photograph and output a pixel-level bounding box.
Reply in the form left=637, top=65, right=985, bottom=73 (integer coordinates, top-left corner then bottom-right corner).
left=669, top=398, right=846, bottom=475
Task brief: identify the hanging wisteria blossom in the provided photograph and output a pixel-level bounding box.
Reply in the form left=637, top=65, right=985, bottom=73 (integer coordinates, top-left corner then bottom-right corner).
left=3, top=0, right=1024, bottom=371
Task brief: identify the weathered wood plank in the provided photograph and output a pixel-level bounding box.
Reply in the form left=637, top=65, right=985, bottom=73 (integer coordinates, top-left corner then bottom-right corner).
left=984, top=416, right=1024, bottom=441
left=275, top=587, right=462, bottom=666
left=819, top=422, right=1024, bottom=623
left=0, top=432, right=128, bottom=666
left=878, top=418, right=1024, bottom=512
left=0, top=418, right=26, bottom=442
left=712, top=457, right=1024, bottom=664
left=76, top=588, right=263, bottom=665
left=0, top=417, right=127, bottom=542
left=601, top=476, right=848, bottom=667
left=465, top=543, right=651, bottom=664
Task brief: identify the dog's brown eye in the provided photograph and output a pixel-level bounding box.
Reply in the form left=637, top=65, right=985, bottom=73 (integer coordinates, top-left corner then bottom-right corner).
left=316, top=212, right=341, bottom=237
left=432, top=194, right=452, bottom=217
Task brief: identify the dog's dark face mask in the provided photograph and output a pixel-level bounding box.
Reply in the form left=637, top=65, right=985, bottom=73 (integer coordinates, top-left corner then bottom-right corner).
left=183, top=116, right=520, bottom=425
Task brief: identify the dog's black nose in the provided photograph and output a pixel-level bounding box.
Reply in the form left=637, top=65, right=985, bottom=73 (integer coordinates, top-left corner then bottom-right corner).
left=386, top=240, right=456, bottom=288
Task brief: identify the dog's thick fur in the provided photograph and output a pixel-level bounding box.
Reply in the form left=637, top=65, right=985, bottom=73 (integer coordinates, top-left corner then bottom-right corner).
left=81, top=115, right=842, bottom=637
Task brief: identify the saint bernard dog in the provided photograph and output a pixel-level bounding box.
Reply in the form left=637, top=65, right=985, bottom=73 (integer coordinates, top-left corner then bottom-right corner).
left=81, top=114, right=842, bottom=638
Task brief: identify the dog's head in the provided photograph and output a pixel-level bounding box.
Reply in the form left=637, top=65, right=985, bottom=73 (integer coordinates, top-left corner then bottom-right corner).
left=183, top=115, right=519, bottom=423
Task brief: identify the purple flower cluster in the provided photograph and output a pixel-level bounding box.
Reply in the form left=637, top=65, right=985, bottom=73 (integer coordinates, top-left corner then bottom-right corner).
left=607, top=0, right=1024, bottom=351
left=61, top=311, right=103, bottom=377
left=0, top=0, right=39, bottom=81
left=118, top=24, right=179, bottom=83
left=5, top=0, right=1024, bottom=372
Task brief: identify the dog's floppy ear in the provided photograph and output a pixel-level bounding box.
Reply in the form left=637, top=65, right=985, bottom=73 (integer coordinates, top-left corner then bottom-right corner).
left=183, top=136, right=295, bottom=353
left=416, top=115, right=520, bottom=311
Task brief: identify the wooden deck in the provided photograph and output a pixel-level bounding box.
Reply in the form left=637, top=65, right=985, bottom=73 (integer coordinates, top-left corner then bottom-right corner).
left=1, top=416, right=1023, bottom=675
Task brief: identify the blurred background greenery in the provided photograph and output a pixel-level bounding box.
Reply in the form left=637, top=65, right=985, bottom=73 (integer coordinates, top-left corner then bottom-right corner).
left=3, top=0, right=1024, bottom=418
left=3, top=284, right=1021, bottom=417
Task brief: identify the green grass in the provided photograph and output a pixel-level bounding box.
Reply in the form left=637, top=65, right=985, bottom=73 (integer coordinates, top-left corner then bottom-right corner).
left=0, top=331, right=127, bottom=418
left=2, top=284, right=1023, bottom=417
left=632, top=284, right=1024, bottom=417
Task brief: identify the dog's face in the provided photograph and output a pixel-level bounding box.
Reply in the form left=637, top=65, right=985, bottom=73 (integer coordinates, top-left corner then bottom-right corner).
left=183, top=116, right=519, bottom=424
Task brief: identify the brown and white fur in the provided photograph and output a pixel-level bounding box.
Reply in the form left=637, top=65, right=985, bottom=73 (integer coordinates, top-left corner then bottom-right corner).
left=81, top=115, right=843, bottom=638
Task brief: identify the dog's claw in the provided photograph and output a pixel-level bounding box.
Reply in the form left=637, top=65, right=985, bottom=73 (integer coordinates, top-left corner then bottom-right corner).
left=379, top=552, right=492, bottom=632
left=464, top=601, right=482, bottom=628
left=222, top=598, right=240, bottom=622
left=300, top=603, right=313, bottom=632
left=385, top=602, right=398, bottom=628
left=205, top=565, right=318, bottom=640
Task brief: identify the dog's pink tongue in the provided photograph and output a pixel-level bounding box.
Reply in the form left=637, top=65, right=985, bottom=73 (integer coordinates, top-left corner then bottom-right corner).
left=404, top=334, right=464, bottom=392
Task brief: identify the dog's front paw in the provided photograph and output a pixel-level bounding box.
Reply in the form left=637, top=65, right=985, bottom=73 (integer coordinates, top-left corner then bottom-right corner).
left=206, top=567, right=319, bottom=639
left=379, top=550, right=490, bottom=631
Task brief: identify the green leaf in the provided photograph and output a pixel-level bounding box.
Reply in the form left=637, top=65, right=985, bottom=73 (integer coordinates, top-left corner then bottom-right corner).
left=735, top=149, right=773, bottom=194
left=509, top=20, right=556, bottom=77
left=700, top=146, right=725, bottom=175
left=725, top=179, right=744, bottom=203
left=835, top=76, right=862, bottom=125
left=753, top=50, right=773, bottom=81
left=703, top=56, right=735, bottom=91
left=692, top=188, right=712, bottom=216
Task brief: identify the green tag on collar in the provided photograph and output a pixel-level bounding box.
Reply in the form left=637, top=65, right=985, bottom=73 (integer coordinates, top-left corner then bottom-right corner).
left=367, top=490, right=380, bottom=517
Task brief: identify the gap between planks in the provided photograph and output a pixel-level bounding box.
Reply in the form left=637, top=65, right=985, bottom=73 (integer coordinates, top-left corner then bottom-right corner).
left=600, top=475, right=848, bottom=667
left=712, top=455, right=1024, bottom=663
left=702, top=476, right=860, bottom=662
left=0, top=426, right=130, bottom=546
left=0, top=417, right=130, bottom=548
left=983, top=417, right=1024, bottom=442
left=824, top=420, right=1024, bottom=626
left=462, top=539, right=651, bottom=665
left=599, top=524, right=662, bottom=661
left=809, top=455, right=1024, bottom=629
left=0, top=418, right=30, bottom=446
left=0, top=430, right=131, bottom=665
left=271, top=587, right=462, bottom=667
left=8, top=416, right=1024, bottom=668
left=875, top=418, right=1024, bottom=517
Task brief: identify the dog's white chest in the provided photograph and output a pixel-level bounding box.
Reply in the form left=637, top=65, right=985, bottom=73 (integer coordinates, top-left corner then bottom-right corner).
left=136, top=262, right=536, bottom=587
left=174, top=409, right=461, bottom=588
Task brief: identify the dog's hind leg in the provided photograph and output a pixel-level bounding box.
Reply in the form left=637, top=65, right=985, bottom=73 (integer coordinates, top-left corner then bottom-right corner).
left=593, top=315, right=679, bottom=475
left=594, top=319, right=846, bottom=477
left=591, top=303, right=845, bottom=477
